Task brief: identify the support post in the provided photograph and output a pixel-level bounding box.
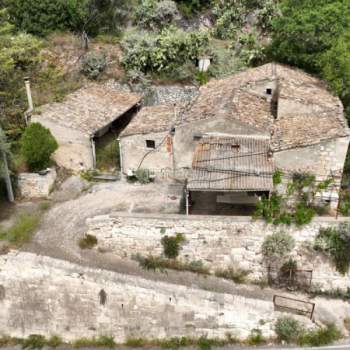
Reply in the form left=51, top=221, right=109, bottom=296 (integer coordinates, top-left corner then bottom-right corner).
left=186, top=190, right=190, bottom=216
left=1, top=150, right=14, bottom=202
left=117, top=138, right=123, bottom=174
left=91, top=136, right=96, bottom=169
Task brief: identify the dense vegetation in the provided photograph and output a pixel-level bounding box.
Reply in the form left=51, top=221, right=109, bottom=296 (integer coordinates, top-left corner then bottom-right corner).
left=0, top=0, right=350, bottom=201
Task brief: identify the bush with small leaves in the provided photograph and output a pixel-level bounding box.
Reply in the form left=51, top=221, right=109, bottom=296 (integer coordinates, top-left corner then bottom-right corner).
left=298, top=324, right=341, bottom=347
left=247, top=329, right=265, bottom=345
left=314, top=223, right=350, bottom=275
left=262, top=232, right=295, bottom=260
left=78, top=234, right=98, bottom=249
left=135, top=0, right=180, bottom=29
left=275, top=317, right=302, bottom=343
left=20, top=123, right=58, bottom=171
left=81, top=51, right=107, bottom=79
left=161, top=233, right=185, bottom=259
left=22, top=335, right=46, bottom=350
left=135, top=169, right=151, bottom=184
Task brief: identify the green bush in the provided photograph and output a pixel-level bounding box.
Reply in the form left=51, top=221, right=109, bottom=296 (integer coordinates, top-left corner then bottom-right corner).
left=22, top=335, right=46, bottom=350
left=215, top=266, right=251, bottom=284
left=78, top=234, right=98, bottom=249
left=135, top=0, right=180, bottom=29
left=6, top=0, right=90, bottom=36
left=262, top=232, right=295, bottom=260
left=314, top=223, right=350, bottom=275
left=20, top=123, right=58, bottom=171
left=81, top=51, right=107, bottom=79
left=135, top=169, right=151, bottom=184
left=125, top=338, right=146, bottom=347
left=121, top=27, right=209, bottom=75
left=161, top=233, right=185, bottom=259
left=275, top=317, right=302, bottom=343
left=247, top=329, right=265, bottom=345
left=298, top=324, right=341, bottom=347
left=46, top=335, right=63, bottom=348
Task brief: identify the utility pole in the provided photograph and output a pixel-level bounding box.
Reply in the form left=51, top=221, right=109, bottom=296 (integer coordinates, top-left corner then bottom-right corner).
left=1, top=149, right=14, bottom=202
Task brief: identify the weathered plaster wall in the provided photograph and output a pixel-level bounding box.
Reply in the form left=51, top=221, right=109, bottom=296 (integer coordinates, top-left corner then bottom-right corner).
left=173, top=117, right=269, bottom=170
left=32, top=117, right=93, bottom=171
left=18, top=168, right=56, bottom=199
left=0, top=252, right=306, bottom=341
left=87, top=214, right=350, bottom=290
left=274, top=137, right=350, bottom=209
left=120, top=131, right=173, bottom=174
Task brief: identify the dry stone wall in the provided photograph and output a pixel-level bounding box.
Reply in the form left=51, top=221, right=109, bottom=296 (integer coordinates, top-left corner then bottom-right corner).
left=17, top=168, right=56, bottom=199
left=0, top=252, right=307, bottom=341
left=87, top=214, right=350, bottom=290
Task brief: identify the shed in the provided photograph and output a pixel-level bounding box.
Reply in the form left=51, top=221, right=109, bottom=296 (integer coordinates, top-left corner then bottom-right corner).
left=32, top=84, right=141, bottom=171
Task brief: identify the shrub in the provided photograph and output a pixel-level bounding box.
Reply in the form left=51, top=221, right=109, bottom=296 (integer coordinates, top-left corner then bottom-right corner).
left=135, top=0, right=180, bottom=29
left=6, top=0, right=90, bottom=36
left=294, top=202, right=315, bottom=226
left=95, top=336, right=116, bottom=348
left=247, top=329, right=265, bottom=345
left=81, top=51, right=107, bottom=79
left=273, top=169, right=283, bottom=186
left=314, top=223, right=350, bottom=275
left=197, top=336, right=214, bottom=350
left=135, top=169, right=151, bottom=184
left=161, top=233, right=185, bottom=259
left=46, top=335, right=63, bottom=348
left=262, top=232, right=295, bottom=260
left=298, top=324, right=341, bottom=347
left=195, top=71, right=209, bottom=85
left=344, top=318, right=350, bottom=332
left=275, top=317, right=302, bottom=343
left=22, top=335, right=46, bottom=350
left=20, top=123, right=58, bottom=171
left=215, top=266, right=251, bottom=284
left=78, top=234, right=98, bottom=249
left=121, top=27, right=209, bottom=75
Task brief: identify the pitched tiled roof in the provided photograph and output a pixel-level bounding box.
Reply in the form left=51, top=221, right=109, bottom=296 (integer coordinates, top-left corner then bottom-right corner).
left=180, top=63, right=350, bottom=150
left=34, top=84, right=141, bottom=136
left=121, top=105, right=176, bottom=136
left=187, top=135, right=274, bottom=191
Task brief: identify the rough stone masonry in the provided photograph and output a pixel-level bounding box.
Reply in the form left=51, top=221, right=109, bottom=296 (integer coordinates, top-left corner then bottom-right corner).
left=87, top=213, right=350, bottom=290
left=0, top=251, right=310, bottom=341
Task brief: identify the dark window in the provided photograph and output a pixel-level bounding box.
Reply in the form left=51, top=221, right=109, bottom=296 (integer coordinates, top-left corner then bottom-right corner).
left=266, top=88, right=272, bottom=95
left=146, top=140, right=156, bottom=149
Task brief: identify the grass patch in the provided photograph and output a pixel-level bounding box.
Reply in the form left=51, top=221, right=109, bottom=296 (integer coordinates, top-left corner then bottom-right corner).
left=246, top=329, right=266, bottom=345
left=46, top=335, right=63, bottom=348
left=73, top=336, right=115, bottom=348
left=78, top=234, right=98, bottom=249
left=298, top=324, right=341, bottom=346
left=125, top=338, right=146, bottom=347
left=0, top=214, right=40, bottom=245
left=133, top=254, right=210, bottom=275
left=215, top=266, right=251, bottom=284
left=22, top=335, right=47, bottom=350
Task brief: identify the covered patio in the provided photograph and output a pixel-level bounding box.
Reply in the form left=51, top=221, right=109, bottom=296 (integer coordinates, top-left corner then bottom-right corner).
left=185, top=135, right=275, bottom=215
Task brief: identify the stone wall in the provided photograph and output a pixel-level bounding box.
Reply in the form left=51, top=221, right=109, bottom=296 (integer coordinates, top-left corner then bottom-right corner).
left=87, top=214, right=350, bottom=290
left=18, top=168, right=56, bottom=199
left=0, top=252, right=311, bottom=341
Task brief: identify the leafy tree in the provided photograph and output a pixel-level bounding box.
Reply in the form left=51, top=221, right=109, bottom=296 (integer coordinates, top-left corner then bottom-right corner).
left=269, top=0, right=350, bottom=119
left=0, top=8, right=42, bottom=134
left=5, top=0, right=90, bottom=36
left=20, top=123, right=58, bottom=171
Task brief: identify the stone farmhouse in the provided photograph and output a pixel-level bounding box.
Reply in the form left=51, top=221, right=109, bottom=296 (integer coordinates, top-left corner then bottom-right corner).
left=120, top=63, right=350, bottom=212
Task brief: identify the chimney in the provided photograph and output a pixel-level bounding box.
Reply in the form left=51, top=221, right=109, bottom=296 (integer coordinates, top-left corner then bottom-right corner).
left=24, top=77, right=34, bottom=125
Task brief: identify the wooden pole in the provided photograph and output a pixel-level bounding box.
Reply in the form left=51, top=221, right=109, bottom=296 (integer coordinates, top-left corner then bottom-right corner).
left=1, top=149, right=14, bottom=202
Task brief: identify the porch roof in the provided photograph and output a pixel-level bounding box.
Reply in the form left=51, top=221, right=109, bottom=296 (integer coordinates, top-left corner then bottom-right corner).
left=187, top=135, right=274, bottom=192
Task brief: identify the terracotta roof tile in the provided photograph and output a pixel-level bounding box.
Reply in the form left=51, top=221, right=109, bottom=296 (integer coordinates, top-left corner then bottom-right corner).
left=34, top=84, right=141, bottom=136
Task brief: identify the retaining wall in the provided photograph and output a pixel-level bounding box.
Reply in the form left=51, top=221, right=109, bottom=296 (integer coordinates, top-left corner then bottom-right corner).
left=87, top=214, right=350, bottom=290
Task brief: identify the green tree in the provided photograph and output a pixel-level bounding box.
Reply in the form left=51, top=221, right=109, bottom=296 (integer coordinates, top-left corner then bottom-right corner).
left=5, top=0, right=90, bottom=36
left=20, top=123, right=58, bottom=171
left=269, top=0, right=350, bottom=120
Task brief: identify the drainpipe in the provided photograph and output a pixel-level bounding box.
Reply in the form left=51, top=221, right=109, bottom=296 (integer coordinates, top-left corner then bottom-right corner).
left=24, top=77, right=34, bottom=125
left=91, top=136, right=96, bottom=169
